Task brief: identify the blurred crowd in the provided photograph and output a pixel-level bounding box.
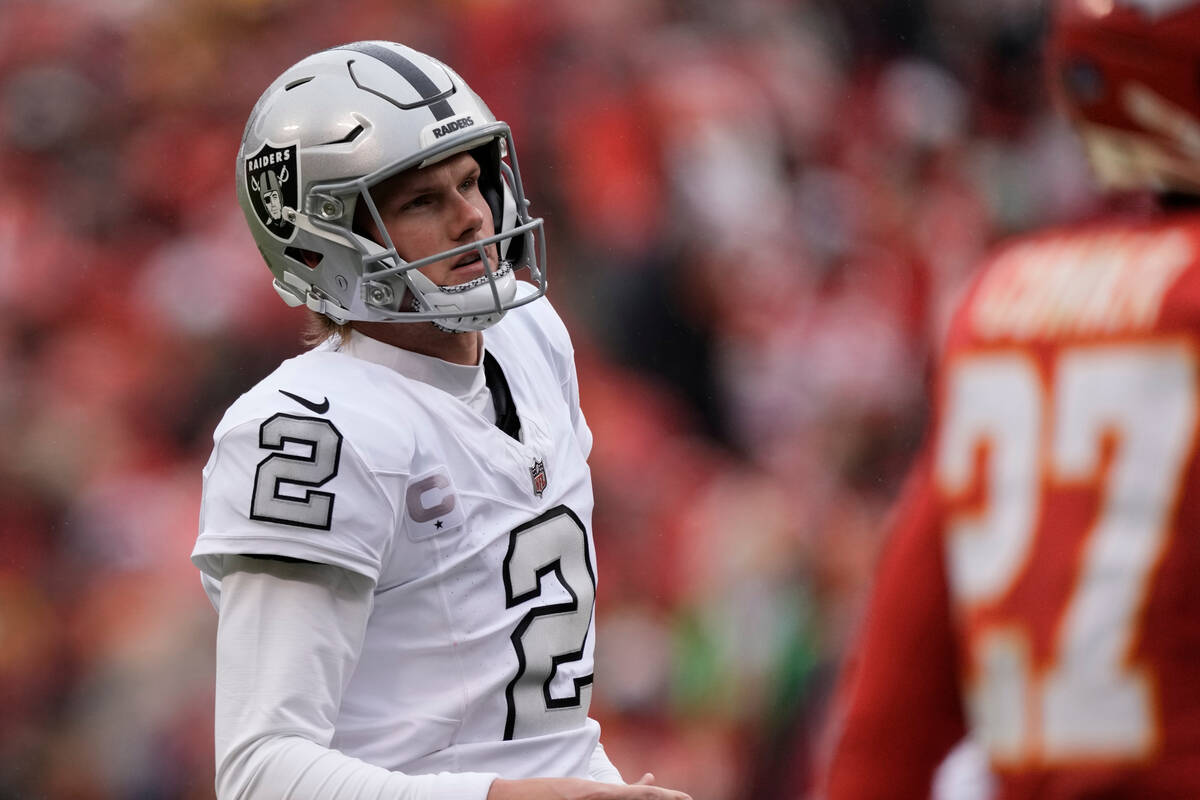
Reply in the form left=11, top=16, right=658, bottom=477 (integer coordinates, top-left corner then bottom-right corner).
left=0, top=0, right=1101, bottom=797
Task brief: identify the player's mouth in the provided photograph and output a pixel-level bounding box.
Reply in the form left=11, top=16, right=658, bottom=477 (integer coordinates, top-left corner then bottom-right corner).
left=453, top=251, right=483, bottom=269
left=448, top=248, right=491, bottom=281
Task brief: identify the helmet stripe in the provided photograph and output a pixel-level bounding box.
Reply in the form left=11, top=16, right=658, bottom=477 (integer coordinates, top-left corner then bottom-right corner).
left=336, top=42, right=455, bottom=120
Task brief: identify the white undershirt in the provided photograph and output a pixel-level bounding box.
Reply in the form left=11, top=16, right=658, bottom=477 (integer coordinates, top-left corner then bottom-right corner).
left=340, top=332, right=495, bottom=423
left=212, top=335, right=624, bottom=799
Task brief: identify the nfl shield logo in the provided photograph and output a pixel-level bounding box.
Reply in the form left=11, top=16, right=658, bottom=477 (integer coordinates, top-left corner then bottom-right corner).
left=530, top=460, right=548, bottom=497
left=244, top=140, right=300, bottom=241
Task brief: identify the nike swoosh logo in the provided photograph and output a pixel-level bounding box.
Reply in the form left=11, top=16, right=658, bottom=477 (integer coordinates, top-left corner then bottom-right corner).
left=279, top=389, right=330, bottom=414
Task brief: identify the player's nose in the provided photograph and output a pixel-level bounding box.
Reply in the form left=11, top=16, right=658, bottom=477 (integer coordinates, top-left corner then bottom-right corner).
left=449, top=192, right=485, bottom=242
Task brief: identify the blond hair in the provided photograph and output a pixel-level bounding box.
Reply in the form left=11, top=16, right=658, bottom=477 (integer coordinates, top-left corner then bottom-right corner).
left=302, top=310, right=352, bottom=348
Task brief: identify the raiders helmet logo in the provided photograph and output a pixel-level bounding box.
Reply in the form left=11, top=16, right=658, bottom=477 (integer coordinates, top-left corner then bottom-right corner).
left=245, top=141, right=300, bottom=241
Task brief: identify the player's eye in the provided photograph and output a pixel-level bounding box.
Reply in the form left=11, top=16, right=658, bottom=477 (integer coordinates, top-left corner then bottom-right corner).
left=401, top=194, right=434, bottom=211
left=460, top=175, right=478, bottom=192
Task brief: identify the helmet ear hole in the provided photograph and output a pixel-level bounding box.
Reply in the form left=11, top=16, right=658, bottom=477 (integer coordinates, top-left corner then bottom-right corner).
left=284, top=246, right=325, bottom=269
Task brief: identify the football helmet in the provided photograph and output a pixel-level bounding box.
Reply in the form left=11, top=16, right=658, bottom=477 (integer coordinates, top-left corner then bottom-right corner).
left=236, top=41, right=547, bottom=331
left=1048, top=0, right=1200, bottom=194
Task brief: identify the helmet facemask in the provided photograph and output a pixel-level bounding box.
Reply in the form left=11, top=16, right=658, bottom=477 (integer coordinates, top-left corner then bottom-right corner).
left=307, top=126, right=546, bottom=332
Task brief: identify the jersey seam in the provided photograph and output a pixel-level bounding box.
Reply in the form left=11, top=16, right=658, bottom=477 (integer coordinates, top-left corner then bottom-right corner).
left=195, top=532, right=379, bottom=578
left=428, top=522, right=474, bottom=762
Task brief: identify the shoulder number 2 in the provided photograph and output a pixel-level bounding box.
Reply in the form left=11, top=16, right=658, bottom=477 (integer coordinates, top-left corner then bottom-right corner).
left=937, top=343, right=1198, bottom=765
left=251, top=413, right=344, bottom=530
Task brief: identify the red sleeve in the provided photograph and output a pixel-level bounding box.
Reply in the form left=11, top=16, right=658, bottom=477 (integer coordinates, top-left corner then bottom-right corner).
left=818, top=445, right=966, bottom=800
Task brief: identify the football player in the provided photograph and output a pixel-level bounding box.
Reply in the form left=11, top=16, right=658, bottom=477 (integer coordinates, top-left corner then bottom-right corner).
left=191, top=41, right=691, bottom=800
left=819, top=1, right=1200, bottom=797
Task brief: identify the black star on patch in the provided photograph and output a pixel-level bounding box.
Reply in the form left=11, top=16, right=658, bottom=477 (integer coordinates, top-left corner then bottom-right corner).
left=435, top=520, right=444, bottom=529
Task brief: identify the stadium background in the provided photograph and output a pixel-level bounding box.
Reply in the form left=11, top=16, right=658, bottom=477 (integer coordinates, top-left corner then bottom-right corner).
left=0, top=0, right=1095, bottom=797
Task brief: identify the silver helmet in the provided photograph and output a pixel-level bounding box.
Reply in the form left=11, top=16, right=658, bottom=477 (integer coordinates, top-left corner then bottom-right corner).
left=236, top=41, right=547, bottom=331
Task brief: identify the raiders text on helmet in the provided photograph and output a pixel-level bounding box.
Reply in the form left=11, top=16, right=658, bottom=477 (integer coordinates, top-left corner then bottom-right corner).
left=236, top=41, right=548, bottom=331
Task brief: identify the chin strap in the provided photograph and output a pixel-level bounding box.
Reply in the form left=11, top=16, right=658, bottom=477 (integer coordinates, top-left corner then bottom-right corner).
left=404, top=261, right=518, bottom=332
left=273, top=276, right=353, bottom=325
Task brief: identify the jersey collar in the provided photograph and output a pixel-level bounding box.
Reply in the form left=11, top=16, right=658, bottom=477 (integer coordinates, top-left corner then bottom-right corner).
left=336, top=331, right=488, bottom=406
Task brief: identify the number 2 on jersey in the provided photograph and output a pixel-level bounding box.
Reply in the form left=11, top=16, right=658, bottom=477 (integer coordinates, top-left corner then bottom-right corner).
left=251, top=413, right=343, bottom=530
left=938, top=343, right=1197, bottom=764
left=502, top=506, right=596, bottom=741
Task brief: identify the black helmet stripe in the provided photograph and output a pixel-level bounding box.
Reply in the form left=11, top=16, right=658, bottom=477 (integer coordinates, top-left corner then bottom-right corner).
left=337, top=42, right=455, bottom=120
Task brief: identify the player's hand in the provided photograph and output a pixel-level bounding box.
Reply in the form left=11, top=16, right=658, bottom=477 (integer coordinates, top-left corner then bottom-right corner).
left=487, top=773, right=692, bottom=800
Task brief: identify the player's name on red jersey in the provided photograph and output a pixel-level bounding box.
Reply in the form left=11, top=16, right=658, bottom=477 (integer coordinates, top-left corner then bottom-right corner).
left=968, top=229, right=1193, bottom=342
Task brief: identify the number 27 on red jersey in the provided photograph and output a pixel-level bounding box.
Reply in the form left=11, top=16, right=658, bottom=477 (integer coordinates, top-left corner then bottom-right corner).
left=936, top=341, right=1198, bottom=766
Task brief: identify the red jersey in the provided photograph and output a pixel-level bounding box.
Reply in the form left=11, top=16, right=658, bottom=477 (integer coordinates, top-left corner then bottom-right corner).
left=822, top=210, right=1200, bottom=799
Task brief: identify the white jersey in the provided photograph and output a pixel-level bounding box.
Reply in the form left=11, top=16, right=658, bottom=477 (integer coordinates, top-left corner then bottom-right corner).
left=192, top=288, right=601, bottom=780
